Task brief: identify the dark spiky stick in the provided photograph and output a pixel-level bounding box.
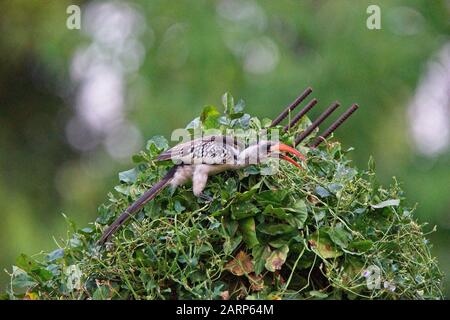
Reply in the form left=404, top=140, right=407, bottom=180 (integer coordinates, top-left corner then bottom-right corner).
left=270, top=87, right=313, bottom=127
left=283, top=98, right=318, bottom=132
left=294, top=101, right=340, bottom=146
left=309, top=103, right=359, bottom=148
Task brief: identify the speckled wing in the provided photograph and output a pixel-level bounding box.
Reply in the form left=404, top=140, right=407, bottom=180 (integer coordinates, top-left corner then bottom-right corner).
left=156, top=135, right=242, bottom=165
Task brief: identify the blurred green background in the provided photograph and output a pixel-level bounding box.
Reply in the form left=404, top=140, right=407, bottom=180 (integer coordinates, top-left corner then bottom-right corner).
left=0, top=0, right=449, bottom=297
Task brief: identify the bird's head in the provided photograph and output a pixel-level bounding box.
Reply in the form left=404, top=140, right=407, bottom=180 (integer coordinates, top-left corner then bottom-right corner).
left=238, top=140, right=306, bottom=169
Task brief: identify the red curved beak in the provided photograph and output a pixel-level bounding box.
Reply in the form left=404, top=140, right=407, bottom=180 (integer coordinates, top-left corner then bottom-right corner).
left=271, top=143, right=306, bottom=169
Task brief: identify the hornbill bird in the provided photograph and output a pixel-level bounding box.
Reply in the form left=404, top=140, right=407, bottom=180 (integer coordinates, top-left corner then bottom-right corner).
left=98, top=87, right=359, bottom=245
left=98, top=136, right=305, bottom=244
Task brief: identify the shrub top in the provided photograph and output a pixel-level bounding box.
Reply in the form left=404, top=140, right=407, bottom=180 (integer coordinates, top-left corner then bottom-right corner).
left=3, top=94, right=443, bottom=300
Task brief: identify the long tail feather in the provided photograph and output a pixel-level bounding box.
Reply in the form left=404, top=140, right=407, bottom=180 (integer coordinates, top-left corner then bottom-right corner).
left=97, top=166, right=178, bottom=245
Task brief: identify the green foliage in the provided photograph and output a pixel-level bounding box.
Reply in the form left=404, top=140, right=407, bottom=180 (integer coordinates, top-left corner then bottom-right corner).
left=4, top=95, right=443, bottom=300
left=1, top=0, right=449, bottom=296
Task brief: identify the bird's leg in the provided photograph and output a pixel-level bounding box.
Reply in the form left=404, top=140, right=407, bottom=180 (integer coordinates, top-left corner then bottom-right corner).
left=169, top=165, right=213, bottom=201
left=192, top=165, right=213, bottom=202
left=170, top=165, right=194, bottom=189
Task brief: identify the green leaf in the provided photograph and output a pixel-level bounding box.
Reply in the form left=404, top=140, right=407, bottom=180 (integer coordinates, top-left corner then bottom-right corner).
left=46, top=264, right=61, bottom=277
left=229, top=112, right=244, bottom=120
left=174, top=200, right=185, bottom=213
left=62, top=213, right=77, bottom=233
left=189, top=271, right=207, bottom=283
left=218, top=115, right=231, bottom=126
left=11, top=267, right=37, bottom=289
left=234, top=99, right=245, bottom=113
left=261, top=118, right=272, bottom=128
left=32, top=268, right=53, bottom=282
left=223, top=219, right=239, bottom=237
left=0, top=293, right=9, bottom=300
left=327, top=225, right=352, bottom=249
left=185, top=116, right=201, bottom=129
left=232, top=113, right=251, bottom=128
left=329, top=142, right=342, bottom=158
left=80, top=227, right=93, bottom=234
left=335, top=164, right=357, bottom=181
left=222, top=178, right=238, bottom=199
left=309, top=290, right=328, bottom=299
left=223, top=235, right=242, bottom=255
left=243, top=165, right=260, bottom=175
left=262, top=205, right=290, bottom=219
left=114, top=184, right=131, bottom=196
left=314, top=210, right=326, bottom=222
left=254, top=190, right=289, bottom=206
left=371, top=199, right=400, bottom=209
left=231, top=202, right=259, bottom=220
left=222, top=92, right=235, bottom=114
left=239, top=217, right=259, bottom=249
left=265, top=245, right=289, bottom=272
left=118, top=168, right=138, bottom=184
left=295, top=115, right=313, bottom=131
left=252, top=245, right=271, bottom=275
left=268, top=237, right=289, bottom=248
left=368, top=156, right=376, bottom=172
left=315, top=186, right=331, bottom=198
left=69, top=235, right=82, bottom=248
left=64, top=265, right=83, bottom=291
left=200, top=105, right=221, bottom=129
left=46, top=249, right=64, bottom=262
left=93, top=285, right=110, bottom=300
left=328, top=183, right=343, bottom=194
left=258, top=223, right=296, bottom=235
left=249, top=117, right=262, bottom=130
left=96, top=205, right=114, bottom=225
left=349, top=240, right=373, bottom=252
left=234, top=188, right=258, bottom=202
left=287, top=199, right=308, bottom=229
left=131, top=151, right=147, bottom=163
left=343, top=256, right=365, bottom=279
left=308, top=232, right=342, bottom=259
left=16, top=254, right=37, bottom=273
left=146, top=135, right=169, bottom=153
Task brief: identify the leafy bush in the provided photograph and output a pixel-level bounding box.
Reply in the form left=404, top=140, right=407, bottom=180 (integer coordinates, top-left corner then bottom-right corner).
left=3, top=94, right=443, bottom=300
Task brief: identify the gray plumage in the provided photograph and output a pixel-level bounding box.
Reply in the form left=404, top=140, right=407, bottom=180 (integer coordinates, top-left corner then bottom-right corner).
left=157, top=135, right=243, bottom=164
left=98, top=135, right=295, bottom=245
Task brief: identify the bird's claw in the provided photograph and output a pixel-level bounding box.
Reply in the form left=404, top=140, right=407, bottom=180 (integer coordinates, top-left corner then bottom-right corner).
left=198, top=193, right=213, bottom=203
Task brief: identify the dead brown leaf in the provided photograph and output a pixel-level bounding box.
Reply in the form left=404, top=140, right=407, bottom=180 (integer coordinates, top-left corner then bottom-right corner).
left=248, top=273, right=264, bottom=291
left=224, top=251, right=254, bottom=276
